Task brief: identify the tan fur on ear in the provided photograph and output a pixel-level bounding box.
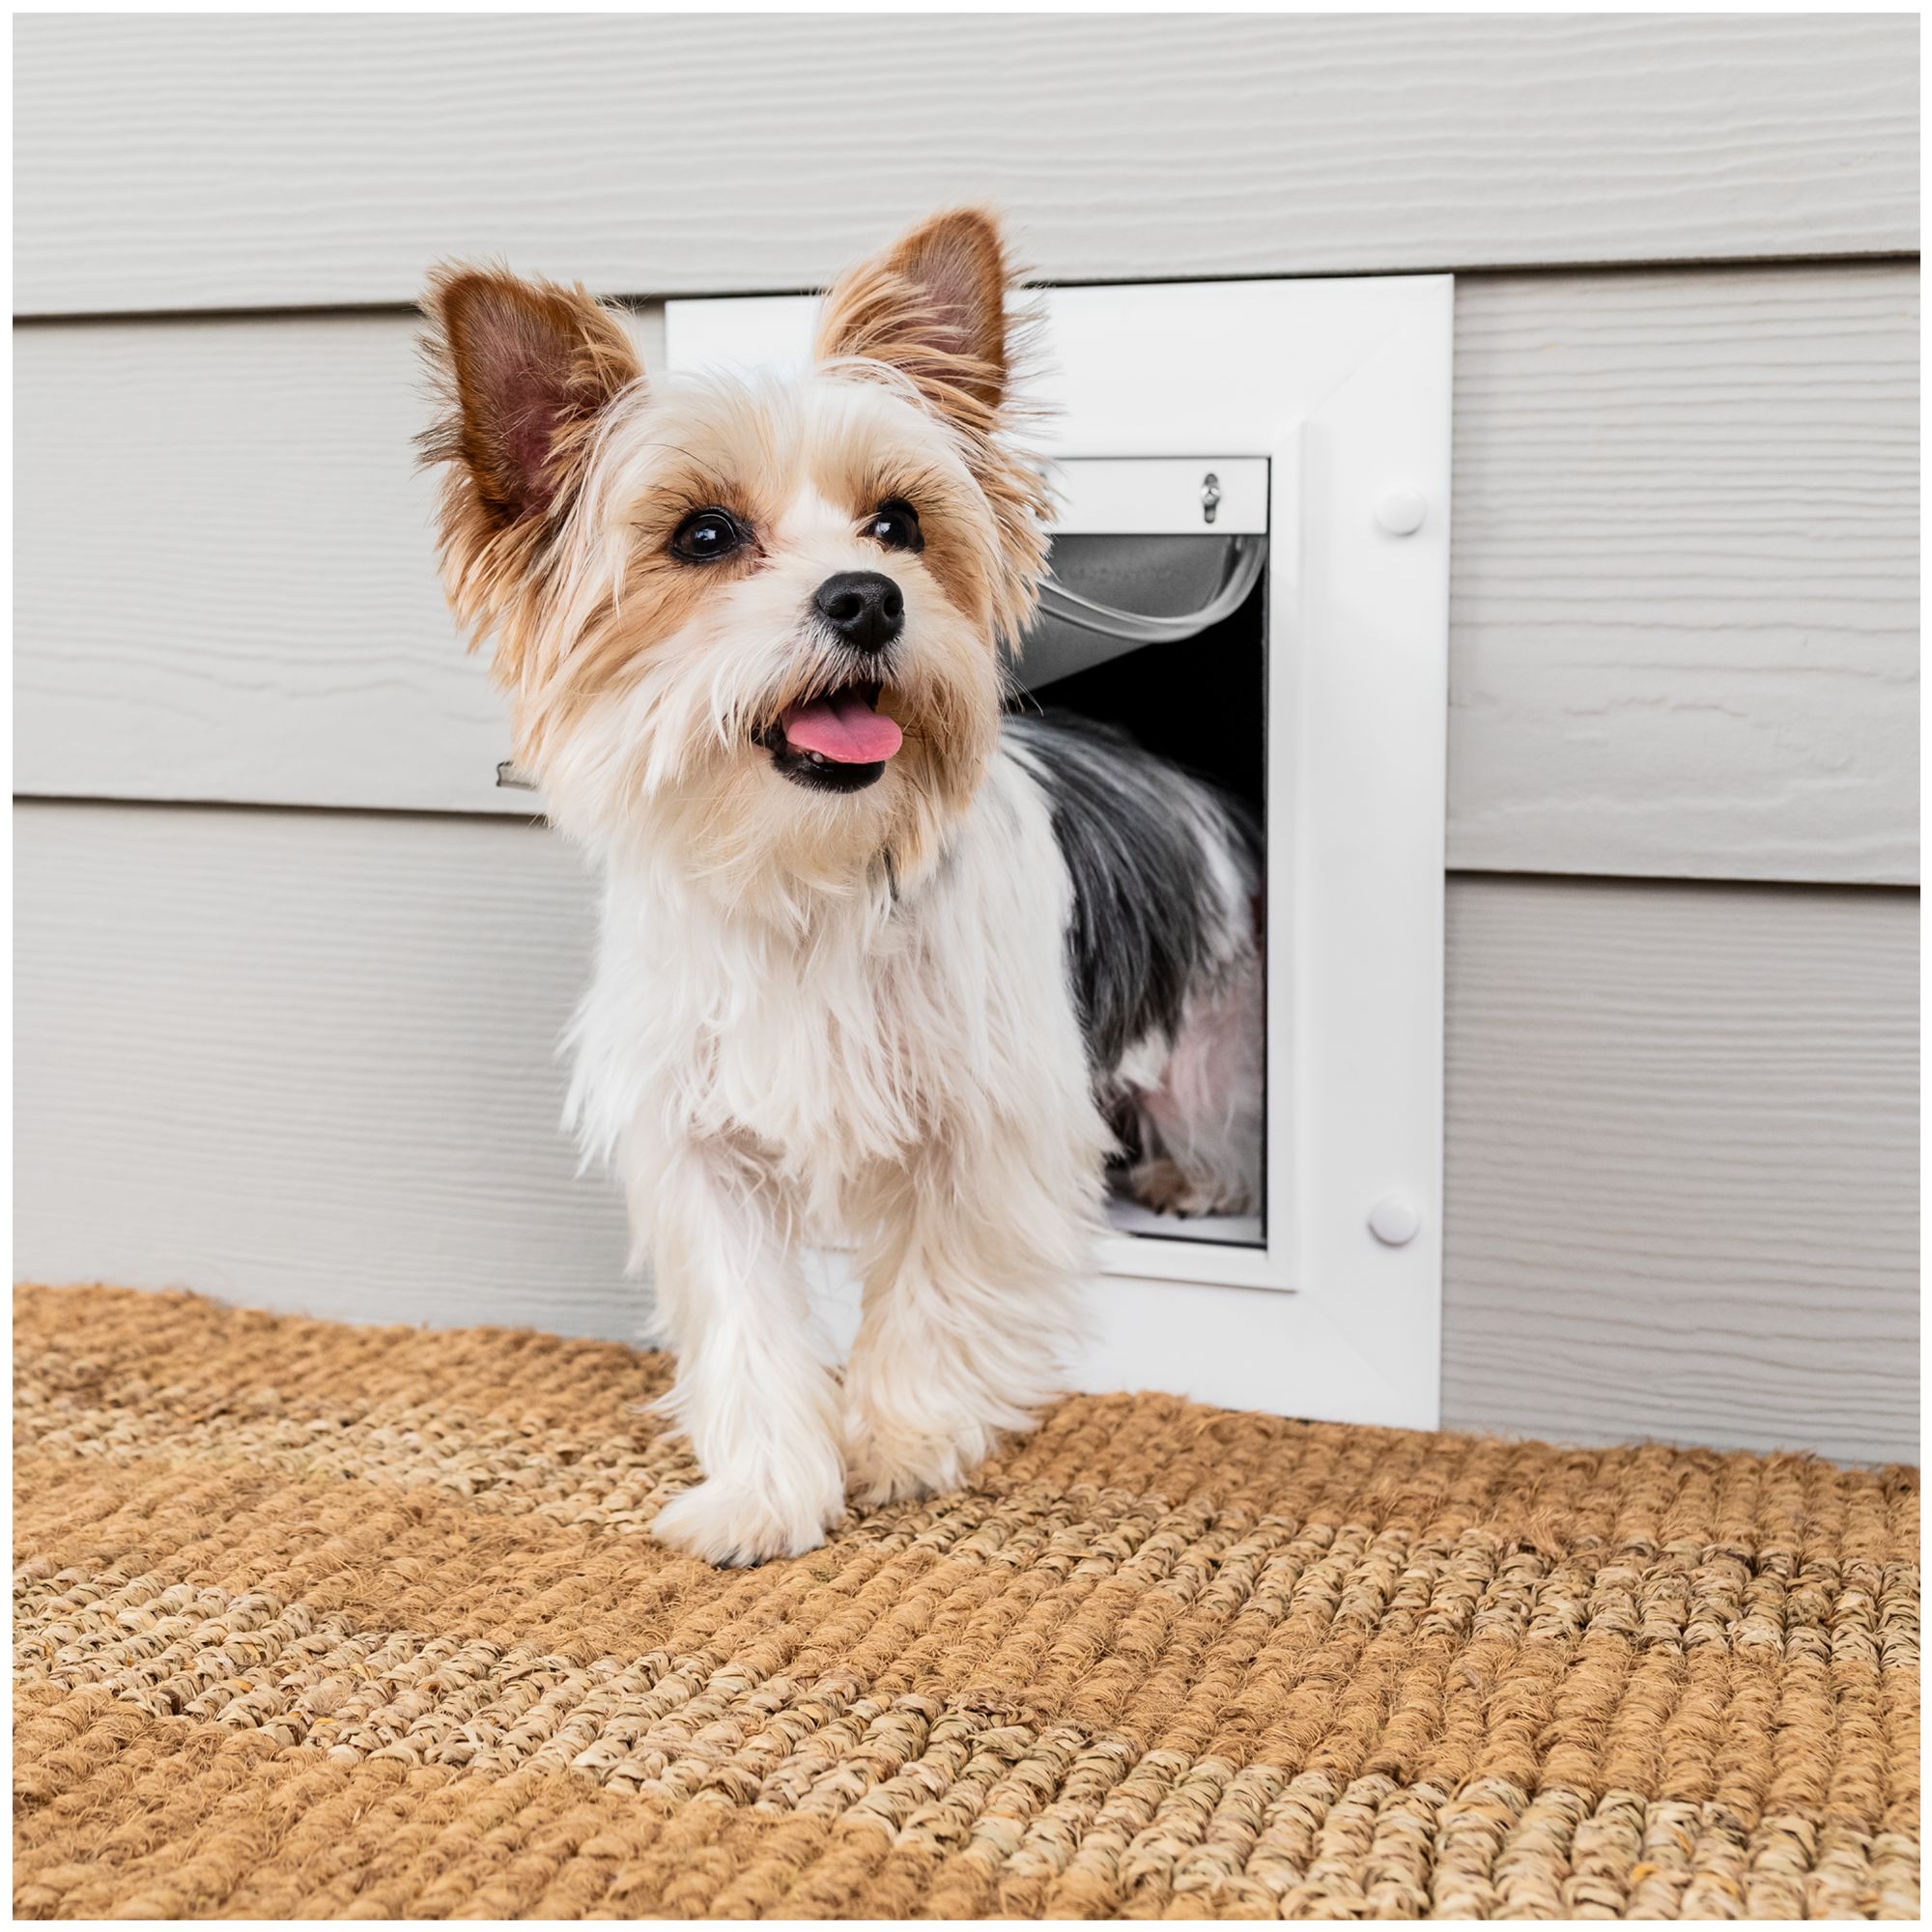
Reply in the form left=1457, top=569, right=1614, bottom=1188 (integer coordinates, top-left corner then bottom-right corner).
left=814, top=207, right=1017, bottom=433
left=417, top=265, right=641, bottom=665
left=814, top=208, right=1050, bottom=650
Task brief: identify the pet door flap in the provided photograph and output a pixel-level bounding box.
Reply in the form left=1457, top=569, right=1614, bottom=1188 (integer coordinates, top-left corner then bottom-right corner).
left=1020, top=533, right=1266, bottom=690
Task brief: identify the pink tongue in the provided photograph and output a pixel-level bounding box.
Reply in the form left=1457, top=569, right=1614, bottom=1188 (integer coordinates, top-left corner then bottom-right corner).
left=781, top=688, right=903, bottom=763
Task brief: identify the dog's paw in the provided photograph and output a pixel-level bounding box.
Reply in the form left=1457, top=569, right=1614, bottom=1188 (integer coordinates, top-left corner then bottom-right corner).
left=1128, top=1157, right=1252, bottom=1219
left=844, top=1410, right=1016, bottom=1510
left=650, top=1476, right=843, bottom=1567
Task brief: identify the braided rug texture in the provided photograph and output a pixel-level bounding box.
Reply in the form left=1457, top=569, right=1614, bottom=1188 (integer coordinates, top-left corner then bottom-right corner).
left=14, top=1285, right=1919, bottom=1920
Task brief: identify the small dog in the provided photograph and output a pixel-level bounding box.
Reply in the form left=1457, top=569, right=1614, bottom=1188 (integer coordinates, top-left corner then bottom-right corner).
left=420, top=209, right=1262, bottom=1564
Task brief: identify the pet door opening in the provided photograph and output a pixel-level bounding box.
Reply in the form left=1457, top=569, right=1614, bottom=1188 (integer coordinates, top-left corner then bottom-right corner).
left=1013, top=514, right=1270, bottom=1254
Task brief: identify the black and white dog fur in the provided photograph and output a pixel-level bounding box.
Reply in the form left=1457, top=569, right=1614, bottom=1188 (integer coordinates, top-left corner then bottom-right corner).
left=421, top=208, right=1262, bottom=1564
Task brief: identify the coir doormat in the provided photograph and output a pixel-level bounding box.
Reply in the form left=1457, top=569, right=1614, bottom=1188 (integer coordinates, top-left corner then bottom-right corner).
left=14, top=1284, right=1919, bottom=1918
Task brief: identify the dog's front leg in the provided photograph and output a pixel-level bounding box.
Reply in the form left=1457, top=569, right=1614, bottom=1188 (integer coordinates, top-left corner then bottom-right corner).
left=843, top=1136, right=1097, bottom=1507
left=633, top=1140, right=846, bottom=1565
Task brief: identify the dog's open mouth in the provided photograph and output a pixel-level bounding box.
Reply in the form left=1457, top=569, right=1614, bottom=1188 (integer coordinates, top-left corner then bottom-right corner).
left=758, top=680, right=903, bottom=793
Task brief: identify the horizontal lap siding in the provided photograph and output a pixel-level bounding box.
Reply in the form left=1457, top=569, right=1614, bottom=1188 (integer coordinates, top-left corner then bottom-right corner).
left=14, top=14, right=1917, bottom=315
left=13, top=14, right=1918, bottom=1463
left=14, top=265, right=1918, bottom=882
left=14, top=804, right=632, bottom=1338
left=14, top=802, right=1917, bottom=1463
left=1443, top=875, right=1918, bottom=1463
left=1452, top=266, right=1918, bottom=884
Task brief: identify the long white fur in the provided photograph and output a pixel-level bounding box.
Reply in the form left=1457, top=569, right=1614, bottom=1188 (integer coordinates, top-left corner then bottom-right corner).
left=565, top=742, right=1112, bottom=1562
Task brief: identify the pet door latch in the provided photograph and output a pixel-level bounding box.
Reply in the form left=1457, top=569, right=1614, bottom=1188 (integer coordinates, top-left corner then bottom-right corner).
left=1200, top=471, right=1222, bottom=526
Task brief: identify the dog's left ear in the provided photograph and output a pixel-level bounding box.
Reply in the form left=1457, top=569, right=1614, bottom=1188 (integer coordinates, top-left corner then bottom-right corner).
left=813, top=207, right=1018, bottom=431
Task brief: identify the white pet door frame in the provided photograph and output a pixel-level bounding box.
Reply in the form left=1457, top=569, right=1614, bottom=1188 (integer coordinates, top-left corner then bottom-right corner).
left=668, top=275, right=1451, bottom=1431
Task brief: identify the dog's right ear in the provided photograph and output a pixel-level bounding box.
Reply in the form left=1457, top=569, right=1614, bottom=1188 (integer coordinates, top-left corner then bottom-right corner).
left=420, top=265, right=640, bottom=526
left=419, top=266, right=641, bottom=633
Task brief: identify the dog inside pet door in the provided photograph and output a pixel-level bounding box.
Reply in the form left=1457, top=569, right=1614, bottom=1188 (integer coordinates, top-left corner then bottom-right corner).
left=657, top=275, right=1451, bottom=1431
left=1020, top=489, right=1270, bottom=1253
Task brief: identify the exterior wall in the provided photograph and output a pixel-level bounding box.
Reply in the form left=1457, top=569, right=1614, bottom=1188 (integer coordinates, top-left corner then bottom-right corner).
left=14, top=14, right=1919, bottom=1459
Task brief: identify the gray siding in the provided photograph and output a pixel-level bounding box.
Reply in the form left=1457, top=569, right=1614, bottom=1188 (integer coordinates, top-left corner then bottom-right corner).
left=12, top=14, right=1918, bottom=1462
left=15, top=14, right=1918, bottom=313
left=1451, top=266, right=1918, bottom=885
left=15, top=266, right=1918, bottom=882
left=16, top=802, right=1918, bottom=1463
left=1443, top=874, right=1918, bottom=1462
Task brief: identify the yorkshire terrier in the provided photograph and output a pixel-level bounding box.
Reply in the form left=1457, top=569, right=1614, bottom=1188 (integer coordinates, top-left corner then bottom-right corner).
left=420, top=208, right=1261, bottom=1564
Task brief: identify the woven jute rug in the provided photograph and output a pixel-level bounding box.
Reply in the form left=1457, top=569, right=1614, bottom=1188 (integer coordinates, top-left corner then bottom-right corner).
left=14, top=1285, right=1919, bottom=1920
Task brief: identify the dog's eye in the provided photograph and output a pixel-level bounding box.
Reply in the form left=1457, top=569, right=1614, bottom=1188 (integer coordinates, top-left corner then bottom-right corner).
left=865, top=500, right=923, bottom=553
left=670, top=508, right=747, bottom=562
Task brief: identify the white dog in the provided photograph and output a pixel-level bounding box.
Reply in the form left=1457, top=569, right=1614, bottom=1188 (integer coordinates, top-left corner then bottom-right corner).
left=420, top=209, right=1261, bottom=1564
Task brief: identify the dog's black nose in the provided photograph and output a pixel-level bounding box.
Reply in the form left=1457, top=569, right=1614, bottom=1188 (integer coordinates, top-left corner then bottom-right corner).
left=814, top=571, right=903, bottom=653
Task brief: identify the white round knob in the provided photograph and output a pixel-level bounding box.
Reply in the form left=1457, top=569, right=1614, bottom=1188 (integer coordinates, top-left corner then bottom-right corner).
left=1368, top=1193, right=1423, bottom=1246
left=1375, top=486, right=1428, bottom=536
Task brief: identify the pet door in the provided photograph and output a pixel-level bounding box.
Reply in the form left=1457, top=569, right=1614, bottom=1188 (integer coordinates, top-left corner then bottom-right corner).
left=666, top=276, right=1451, bottom=1430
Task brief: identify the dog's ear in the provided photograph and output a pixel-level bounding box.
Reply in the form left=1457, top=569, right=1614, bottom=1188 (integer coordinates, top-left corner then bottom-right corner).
left=813, top=207, right=1018, bottom=432
left=420, top=265, right=641, bottom=533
